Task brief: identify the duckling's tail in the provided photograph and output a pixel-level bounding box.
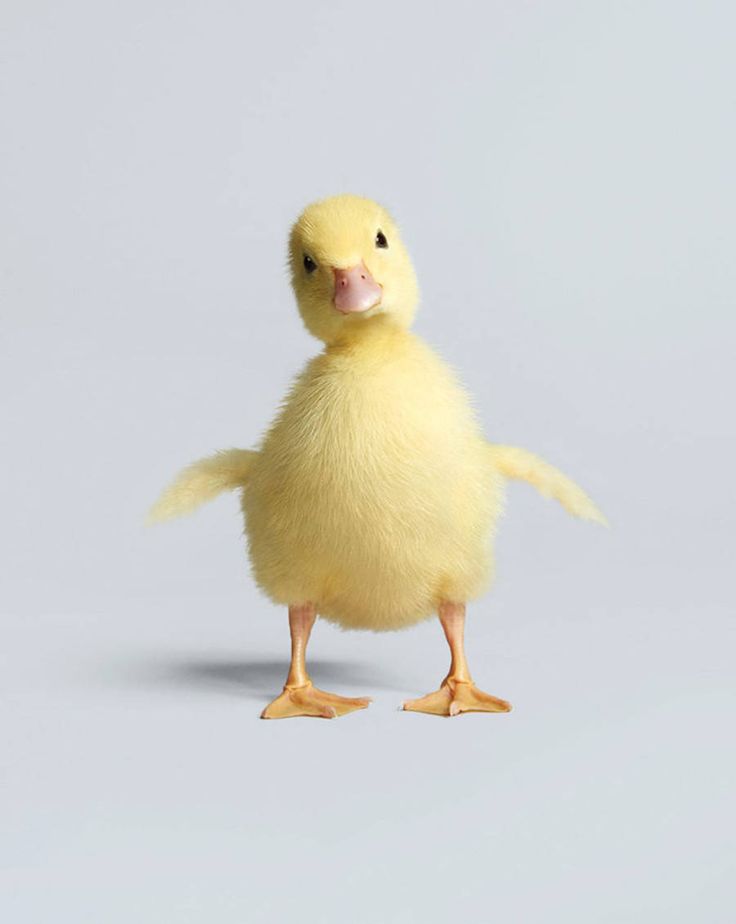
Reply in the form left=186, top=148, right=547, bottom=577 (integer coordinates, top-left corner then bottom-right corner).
left=489, top=444, right=608, bottom=526
left=147, top=449, right=257, bottom=524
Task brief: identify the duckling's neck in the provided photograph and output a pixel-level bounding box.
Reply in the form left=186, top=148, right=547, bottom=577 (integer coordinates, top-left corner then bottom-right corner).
left=326, top=314, right=411, bottom=357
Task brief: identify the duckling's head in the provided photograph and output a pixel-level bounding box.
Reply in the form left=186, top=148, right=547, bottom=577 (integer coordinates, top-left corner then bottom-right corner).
left=289, top=194, right=419, bottom=344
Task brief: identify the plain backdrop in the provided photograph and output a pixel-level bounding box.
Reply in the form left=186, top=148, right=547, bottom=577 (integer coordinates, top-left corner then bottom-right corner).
left=1, top=2, right=734, bottom=922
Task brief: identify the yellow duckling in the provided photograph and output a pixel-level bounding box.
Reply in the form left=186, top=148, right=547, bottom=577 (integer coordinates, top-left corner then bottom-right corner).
left=150, top=194, right=606, bottom=719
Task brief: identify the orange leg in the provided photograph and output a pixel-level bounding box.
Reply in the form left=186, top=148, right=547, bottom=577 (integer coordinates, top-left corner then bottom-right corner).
left=261, top=604, right=372, bottom=719
left=402, top=602, right=512, bottom=717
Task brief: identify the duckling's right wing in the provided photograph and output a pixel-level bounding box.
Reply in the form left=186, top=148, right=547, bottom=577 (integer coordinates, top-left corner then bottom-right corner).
left=147, top=448, right=258, bottom=524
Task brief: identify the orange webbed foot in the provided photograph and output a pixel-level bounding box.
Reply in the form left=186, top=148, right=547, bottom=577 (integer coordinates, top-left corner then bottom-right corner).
left=261, top=682, right=372, bottom=720
left=402, top=678, right=511, bottom=717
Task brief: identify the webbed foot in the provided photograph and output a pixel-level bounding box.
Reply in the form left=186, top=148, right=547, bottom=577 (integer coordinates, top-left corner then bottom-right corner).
left=402, top=678, right=511, bottom=717
left=261, top=682, right=371, bottom=720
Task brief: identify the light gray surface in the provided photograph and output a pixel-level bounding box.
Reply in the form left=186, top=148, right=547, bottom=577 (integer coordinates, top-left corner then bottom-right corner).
left=1, top=2, right=734, bottom=922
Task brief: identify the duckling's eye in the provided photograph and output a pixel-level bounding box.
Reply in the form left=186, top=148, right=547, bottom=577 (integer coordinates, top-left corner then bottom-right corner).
left=303, top=255, right=317, bottom=274
left=375, top=230, right=388, bottom=249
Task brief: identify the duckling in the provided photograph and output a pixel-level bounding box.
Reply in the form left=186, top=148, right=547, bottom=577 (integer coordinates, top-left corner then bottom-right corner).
left=150, top=194, right=606, bottom=719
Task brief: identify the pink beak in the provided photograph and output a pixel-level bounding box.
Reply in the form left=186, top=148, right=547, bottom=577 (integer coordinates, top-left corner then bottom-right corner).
left=333, top=263, right=382, bottom=314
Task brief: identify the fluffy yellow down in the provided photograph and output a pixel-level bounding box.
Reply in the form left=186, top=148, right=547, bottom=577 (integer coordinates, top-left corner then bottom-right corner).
left=150, top=194, right=606, bottom=631
left=244, top=321, right=502, bottom=630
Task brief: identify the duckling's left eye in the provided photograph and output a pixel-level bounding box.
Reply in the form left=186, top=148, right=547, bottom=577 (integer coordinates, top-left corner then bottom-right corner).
left=375, top=230, right=388, bottom=249
left=303, top=255, right=317, bottom=274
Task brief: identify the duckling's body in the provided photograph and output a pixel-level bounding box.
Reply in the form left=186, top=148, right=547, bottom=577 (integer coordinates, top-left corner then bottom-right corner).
left=245, top=319, right=501, bottom=631
left=151, top=193, right=606, bottom=719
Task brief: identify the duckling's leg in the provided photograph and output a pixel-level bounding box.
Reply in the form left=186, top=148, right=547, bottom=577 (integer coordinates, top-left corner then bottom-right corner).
left=402, top=602, right=512, bottom=717
left=261, top=604, right=372, bottom=719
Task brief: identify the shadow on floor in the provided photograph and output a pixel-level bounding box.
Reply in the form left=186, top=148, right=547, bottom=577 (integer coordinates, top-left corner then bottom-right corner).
left=109, top=656, right=405, bottom=700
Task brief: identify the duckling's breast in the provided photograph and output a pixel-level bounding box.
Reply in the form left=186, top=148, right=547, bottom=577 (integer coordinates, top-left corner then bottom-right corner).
left=243, top=331, right=503, bottom=630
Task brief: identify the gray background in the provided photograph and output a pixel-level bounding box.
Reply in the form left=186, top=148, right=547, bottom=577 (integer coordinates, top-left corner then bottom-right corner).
left=2, top=1, right=734, bottom=921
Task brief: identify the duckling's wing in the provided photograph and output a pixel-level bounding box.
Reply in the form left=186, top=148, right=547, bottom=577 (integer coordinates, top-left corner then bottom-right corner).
left=489, top=444, right=608, bottom=526
left=147, top=448, right=257, bottom=524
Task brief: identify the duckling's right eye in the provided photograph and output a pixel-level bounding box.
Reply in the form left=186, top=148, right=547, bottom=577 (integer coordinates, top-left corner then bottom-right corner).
left=303, top=255, right=317, bottom=274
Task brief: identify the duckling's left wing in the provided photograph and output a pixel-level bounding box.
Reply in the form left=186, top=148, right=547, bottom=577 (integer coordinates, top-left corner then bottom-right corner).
left=488, top=443, right=608, bottom=526
left=147, top=448, right=257, bottom=524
